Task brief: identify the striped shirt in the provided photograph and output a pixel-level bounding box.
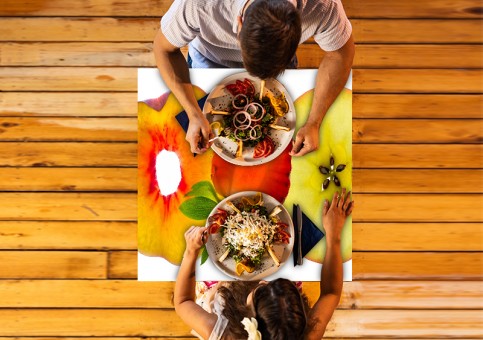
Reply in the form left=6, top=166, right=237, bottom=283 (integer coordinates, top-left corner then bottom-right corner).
left=161, top=0, right=352, bottom=68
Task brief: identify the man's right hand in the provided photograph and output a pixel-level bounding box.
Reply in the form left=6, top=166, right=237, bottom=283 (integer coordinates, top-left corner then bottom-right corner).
left=186, top=113, right=213, bottom=154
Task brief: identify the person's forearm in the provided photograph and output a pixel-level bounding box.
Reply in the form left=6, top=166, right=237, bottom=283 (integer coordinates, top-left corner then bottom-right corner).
left=174, top=249, right=199, bottom=307
left=320, top=232, right=343, bottom=297
left=154, top=37, right=202, bottom=119
left=306, top=39, right=354, bottom=129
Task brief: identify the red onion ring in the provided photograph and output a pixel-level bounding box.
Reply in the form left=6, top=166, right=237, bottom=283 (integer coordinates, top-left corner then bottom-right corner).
left=233, top=111, right=251, bottom=129
left=233, top=127, right=251, bottom=141
left=232, top=94, right=248, bottom=109
left=244, top=102, right=265, bottom=122
left=249, top=125, right=262, bottom=140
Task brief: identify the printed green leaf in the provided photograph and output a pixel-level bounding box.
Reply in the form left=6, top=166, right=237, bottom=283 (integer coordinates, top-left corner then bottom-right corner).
left=179, top=196, right=217, bottom=220
left=186, top=180, right=219, bottom=202
left=200, top=246, right=209, bottom=265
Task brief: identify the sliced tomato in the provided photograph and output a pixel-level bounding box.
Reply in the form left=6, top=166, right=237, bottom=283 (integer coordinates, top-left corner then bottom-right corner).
left=253, top=136, right=275, bottom=158
left=208, top=223, right=221, bottom=234
left=225, top=84, right=239, bottom=96
left=243, top=78, right=255, bottom=96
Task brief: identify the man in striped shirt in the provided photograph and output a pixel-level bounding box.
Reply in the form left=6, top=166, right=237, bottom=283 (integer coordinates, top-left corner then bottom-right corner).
left=154, top=0, right=354, bottom=156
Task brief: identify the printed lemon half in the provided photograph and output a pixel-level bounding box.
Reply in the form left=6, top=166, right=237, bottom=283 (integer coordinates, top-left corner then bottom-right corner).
left=210, top=121, right=223, bottom=135
left=236, top=262, right=255, bottom=276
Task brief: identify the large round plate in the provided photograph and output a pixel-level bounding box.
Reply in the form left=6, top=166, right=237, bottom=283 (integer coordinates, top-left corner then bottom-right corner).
left=202, top=72, right=295, bottom=166
left=205, top=191, right=294, bottom=280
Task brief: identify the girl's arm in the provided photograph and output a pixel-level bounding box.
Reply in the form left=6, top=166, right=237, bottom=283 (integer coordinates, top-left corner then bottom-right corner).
left=174, top=226, right=217, bottom=339
left=306, top=189, right=353, bottom=340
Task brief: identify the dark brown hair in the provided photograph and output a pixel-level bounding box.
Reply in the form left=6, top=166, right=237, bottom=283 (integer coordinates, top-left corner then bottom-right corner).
left=253, top=278, right=309, bottom=339
left=240, top=0, right=301, bottom=79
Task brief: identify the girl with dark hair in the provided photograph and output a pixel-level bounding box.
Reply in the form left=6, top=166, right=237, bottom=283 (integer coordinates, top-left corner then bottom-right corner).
left=174, top=188, right=353, bottom=339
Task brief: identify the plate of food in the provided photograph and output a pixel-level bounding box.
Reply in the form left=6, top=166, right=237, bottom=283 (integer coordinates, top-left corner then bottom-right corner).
left=205, top=191, right=294, bottom=280
left=202, top=72, right=296, bottom=166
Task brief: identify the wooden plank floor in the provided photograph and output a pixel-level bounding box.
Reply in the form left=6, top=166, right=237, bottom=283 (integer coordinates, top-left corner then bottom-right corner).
left=0, top=0, right=482, bottom=338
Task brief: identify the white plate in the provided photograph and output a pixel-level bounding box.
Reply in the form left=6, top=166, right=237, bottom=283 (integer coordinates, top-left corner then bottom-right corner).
left=202, top=72, right=295, bottom=166
left=205, top=191, right=294, bottom=280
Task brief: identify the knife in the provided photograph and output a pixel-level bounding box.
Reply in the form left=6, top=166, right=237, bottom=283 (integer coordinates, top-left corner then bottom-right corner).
left=296, top=204, right=303, bottom=265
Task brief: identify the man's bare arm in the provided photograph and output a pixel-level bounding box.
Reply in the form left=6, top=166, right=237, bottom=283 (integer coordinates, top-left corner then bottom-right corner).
left=153, top=30, right=212, bottom=153
left=291, top=34, right=354, bottom=156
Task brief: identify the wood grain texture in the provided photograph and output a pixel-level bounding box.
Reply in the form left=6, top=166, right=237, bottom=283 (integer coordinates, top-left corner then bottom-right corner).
left=3, top=68, right=481, bottom=93
left=0, top=142, right=137, bottom=167
left=1, top=168, right=480, bottom=193
left=353, top=119, right=483, bottom=143
left=353, top=223, right=483, bottom=251
left=353, top=169, right=483, bottom=193
left=0, top=167, right=138, bottom=191
left=1, top=280, right=481, bottom=309
left=2, top=118, right=481, bottom=143
left=353, top=69, right=483, bottom=93
left=0, top=193, right=136, bottom=221
left=353, top=253, right=482, bottom=280
left=1, top=0, right=482, bottom=18
left=112, top=251, right=483, bottom=280
left=2, top=43, right=482, bottom=69
left=0, top=193, right=480, bottom=223
left=353, top=94, right=483, bottom=118
left=2, top=93, right=481, bottom=119
left=0, top=251, right=107, bottom=279
left=0, top=117, right=137, bottom=141
left=353, top=145, right=482, bottom=168
left=1, top=18, right=481, bottom=43
left=0, top=92, right=136, bottom=117
left=0, top=143, right=480, bottom=168
left=0, top=221, right=136, bottom=249
left=0, top=309, right=480, bottom=337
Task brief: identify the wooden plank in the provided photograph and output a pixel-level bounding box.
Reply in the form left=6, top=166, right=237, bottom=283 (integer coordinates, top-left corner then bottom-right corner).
left=353, top=119, right=483, bottom=144
left=0, top=193, right=136, bottom=221
left=2, top=93, right=480, bottom=119
left=353, top=170, right=483, bottom=193
left=0, top=117, right=137, bottom=141
left=0, top=168, right=480, bottom=194
left=1, top=18, right=481, bottom=43
left=1, top=280, right=481, bottom=309
left=0, top=67, right=136, bottom=92
left=0, top=0, right=481, bottom=18
left=0, top=167, right=137, bottom=191
left=2, top=118, right=481, bottom=143
left=2, top=43, right=482, bottom=69
left=299, top=44, right=483, bottom=69
left=0, top=92, right=136, bottom=117
left=354, top=194, right=482, bottom=223
left=353, top=145, right=482, bottom=169
left=353, top=69, right=483, bottom=93
left=353, top=94, right=483, bottom=119
left=0, top=193, right=480, bottom=222
left=2, top=68, right=480, bottom=93
left=111, top=250, right=483, bottom=280
left=109, top=251, right=137, bottom=279
left=0, top=251, right=106, bottom=279
left=0, top=221, right=136, bottom=249
left=0, top=142, right=137, bottom=167
left=353, top=252, right=482, bottom=280
left=353, top=223, right=483, bottom=251
left=0, top=309, right=479, bottom=337
left=0, top=143, right=480, bottom=168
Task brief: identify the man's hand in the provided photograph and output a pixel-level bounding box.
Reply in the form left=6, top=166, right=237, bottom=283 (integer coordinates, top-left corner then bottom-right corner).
left=323, top=188, right=353, bottom=240
left=184, top=226, right=208, bottom=257
left=186, top=113, right=213, bottom=154
left=290, top=122, right=320, bottom=157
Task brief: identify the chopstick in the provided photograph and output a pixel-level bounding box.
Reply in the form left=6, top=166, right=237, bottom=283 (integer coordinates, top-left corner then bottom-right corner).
left=210, top=110, right=230, bottom=115
left=269, top=124, right=290, bottom=131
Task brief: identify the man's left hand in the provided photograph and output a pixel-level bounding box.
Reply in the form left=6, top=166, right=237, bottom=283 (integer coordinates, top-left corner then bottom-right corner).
left=290, top=122, right=320, bottom=157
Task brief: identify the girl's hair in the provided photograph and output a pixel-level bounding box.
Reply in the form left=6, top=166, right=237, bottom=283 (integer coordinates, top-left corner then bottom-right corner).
left=217, top=281, right=260, bottom=339
left=253, top=278, right=309, bottom=339
left=218, top=279, right=309, bottom=339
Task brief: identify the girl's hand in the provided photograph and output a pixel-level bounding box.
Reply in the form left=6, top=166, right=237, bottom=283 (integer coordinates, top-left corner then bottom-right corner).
left=323, top=188, right=353, bottom=240
left=184, top=226, right=208, bottom=256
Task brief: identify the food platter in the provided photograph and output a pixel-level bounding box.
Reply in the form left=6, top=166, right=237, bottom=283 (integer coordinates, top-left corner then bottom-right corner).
left=202, top=72, right=296, bottom=166
left=205, top=191, right=294, bottom=280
